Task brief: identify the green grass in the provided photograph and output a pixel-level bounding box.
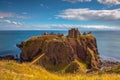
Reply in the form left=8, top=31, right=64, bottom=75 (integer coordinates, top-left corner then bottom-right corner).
left=0, top=60, right=120, bottom=80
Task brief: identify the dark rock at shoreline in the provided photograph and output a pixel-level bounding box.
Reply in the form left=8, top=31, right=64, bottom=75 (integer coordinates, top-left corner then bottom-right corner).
left=0, top=55, right=14, bottom=60
left=17, top=28, right=101, bottom=73
left=101, top=60, right=120, bottom=70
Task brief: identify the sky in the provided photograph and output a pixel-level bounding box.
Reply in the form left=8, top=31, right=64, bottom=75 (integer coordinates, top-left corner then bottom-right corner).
left=0, top=0, right=120, bottom=30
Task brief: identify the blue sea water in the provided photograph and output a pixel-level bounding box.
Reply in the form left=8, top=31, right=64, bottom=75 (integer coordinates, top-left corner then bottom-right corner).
left=0, top=30, right=120, bottom=62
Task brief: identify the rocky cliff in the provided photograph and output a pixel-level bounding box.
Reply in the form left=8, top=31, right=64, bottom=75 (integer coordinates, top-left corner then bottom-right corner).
left=17, top=28, right=101, bottom=73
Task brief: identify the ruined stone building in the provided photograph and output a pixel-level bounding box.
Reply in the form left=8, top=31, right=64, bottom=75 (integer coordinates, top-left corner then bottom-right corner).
left=68, top=28, right=80, bottom=38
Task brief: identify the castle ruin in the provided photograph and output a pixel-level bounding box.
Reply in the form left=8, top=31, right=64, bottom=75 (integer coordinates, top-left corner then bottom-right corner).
left=68, top=28, right=80, bottom=38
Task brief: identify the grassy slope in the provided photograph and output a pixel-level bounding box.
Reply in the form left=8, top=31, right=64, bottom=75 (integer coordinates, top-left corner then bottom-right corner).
left=0, top=61, right=120, bottom=80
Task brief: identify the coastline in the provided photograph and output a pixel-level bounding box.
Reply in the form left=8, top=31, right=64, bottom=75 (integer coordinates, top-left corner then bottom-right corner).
left=0, top=29, right=120, bottom=74
left=1, top=30, right=120, bottom=62
left=101, top=59, right=120, bottom=68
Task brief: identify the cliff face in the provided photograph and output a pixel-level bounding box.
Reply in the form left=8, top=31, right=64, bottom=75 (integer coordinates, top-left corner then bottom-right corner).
left=17, top=28, right=101, bottom=73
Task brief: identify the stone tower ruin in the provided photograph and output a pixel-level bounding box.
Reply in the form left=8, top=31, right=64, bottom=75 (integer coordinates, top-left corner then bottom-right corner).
left=68, top=28, right=80, bottom=38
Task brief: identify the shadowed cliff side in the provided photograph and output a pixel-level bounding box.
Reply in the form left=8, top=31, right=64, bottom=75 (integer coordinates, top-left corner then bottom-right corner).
left=17, top=28, right=101, bottom=73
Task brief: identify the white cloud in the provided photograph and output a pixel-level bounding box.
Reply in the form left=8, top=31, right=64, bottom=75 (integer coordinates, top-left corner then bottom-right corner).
left=0, top=12, right=29, bottom=19
left=63, top=0, right=120, bottom=5
left=0, top=19, right=22, bottom=25
left=12, top=21, right=18, bottom=25
left=0, top=20, right=11, bottom=23
left=0, top=16, right=4, bottom=18
left=4, top=20, right=11, bottom=23
left=31, top=24, right=119, bottom=30
left=63, top=0, right=92, bottom=3
left=12, top=21, right=22, bottom=25
left=56, top=8, right=120, bottom=21
left=98, top=0, right=120, bottom=5
left=0, top=23, right=119, bottom=30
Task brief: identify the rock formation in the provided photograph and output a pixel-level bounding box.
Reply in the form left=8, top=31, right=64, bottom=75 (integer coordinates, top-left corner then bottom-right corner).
left=17, top=28, right=101, bottom=73
left=0, top=55, right=14, bottom=60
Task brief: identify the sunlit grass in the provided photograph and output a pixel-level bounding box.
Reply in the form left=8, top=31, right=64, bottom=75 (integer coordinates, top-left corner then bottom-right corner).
left=0, top=60, right=120, bottom=80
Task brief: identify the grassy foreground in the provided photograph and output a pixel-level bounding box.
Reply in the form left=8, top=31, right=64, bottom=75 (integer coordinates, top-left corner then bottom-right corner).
left=0, top=61, right=120, bottom=80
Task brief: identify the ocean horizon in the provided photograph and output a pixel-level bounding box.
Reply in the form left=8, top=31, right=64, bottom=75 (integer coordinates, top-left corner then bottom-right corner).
left=0, top=30, right=120, bottom=62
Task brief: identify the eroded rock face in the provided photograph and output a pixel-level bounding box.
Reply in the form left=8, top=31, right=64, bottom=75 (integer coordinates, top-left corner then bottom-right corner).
left=17, top=29, right=101, bottom=73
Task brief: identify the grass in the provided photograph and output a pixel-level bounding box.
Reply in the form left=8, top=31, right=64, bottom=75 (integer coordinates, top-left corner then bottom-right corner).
left=74, top=59, right=87, bottom=73
left=0, top=60, right=120, bottom=80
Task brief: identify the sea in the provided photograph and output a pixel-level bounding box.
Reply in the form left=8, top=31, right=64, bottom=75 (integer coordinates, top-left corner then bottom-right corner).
left=0, top=30, right=120, bottom=62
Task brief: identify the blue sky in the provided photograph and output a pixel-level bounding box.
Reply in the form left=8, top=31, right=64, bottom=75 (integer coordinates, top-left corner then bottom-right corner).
left=0, top=0, right=120, bottom=30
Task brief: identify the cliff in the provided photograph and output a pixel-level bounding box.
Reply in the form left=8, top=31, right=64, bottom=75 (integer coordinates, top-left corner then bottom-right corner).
left=17, top=28, right=101, bottom=73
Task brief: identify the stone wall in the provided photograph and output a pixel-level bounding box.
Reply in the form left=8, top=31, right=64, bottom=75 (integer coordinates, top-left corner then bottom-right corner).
left=68, top=28, right=80, bottom=38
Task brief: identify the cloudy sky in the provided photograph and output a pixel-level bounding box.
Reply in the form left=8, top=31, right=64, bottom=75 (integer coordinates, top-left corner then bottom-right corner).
left=0, top=0, right=120, bottom=30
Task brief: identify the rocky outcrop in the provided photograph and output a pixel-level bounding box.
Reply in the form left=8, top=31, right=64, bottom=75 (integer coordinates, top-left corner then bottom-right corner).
left=17, top=28, right=101, bottom=73
left=0, top=55, right=14, bottom=60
